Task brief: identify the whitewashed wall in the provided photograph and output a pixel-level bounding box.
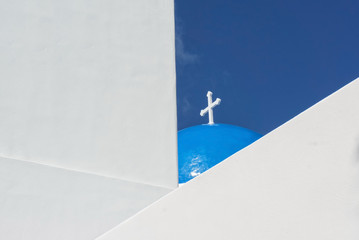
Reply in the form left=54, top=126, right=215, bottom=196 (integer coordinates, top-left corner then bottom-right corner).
left=0, top=0, right=177, bottom=188
left=0, top=156, right=171, bottom=240
left=98, top=78, right=359, bottom=240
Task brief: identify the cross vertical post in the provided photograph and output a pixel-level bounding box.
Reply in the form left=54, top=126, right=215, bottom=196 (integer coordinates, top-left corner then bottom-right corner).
left=207, top=91, right=214, bottom=124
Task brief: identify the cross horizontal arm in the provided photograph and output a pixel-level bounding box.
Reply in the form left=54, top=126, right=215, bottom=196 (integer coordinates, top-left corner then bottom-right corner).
left=200, top=98, right=221, bottom=116
left=200, top=108, right=208, bottom=116
left=213, top=98, right=221, bottom=106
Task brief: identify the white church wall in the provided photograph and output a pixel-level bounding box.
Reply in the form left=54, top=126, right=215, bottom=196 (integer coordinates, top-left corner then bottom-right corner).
left=0, top=0, right=177, bottom=188
left=97, top=78, right=359, bottom=240
left=0, top=156, right=171, bottom=240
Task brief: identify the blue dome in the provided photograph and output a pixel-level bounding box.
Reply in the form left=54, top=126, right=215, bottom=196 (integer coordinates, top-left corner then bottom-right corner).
left=178, top=124, right=262, bottom=184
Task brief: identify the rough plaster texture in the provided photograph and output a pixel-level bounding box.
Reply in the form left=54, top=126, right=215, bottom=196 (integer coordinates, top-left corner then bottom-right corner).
left=98, top=78, right=359, bottom=240
left=0, top=156, right=171, bottom=240
left=0, top=0, right=177, bottom=188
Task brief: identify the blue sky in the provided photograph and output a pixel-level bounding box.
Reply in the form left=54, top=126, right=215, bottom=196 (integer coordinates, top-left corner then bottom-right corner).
left=175, top=0, right=359, bottom=134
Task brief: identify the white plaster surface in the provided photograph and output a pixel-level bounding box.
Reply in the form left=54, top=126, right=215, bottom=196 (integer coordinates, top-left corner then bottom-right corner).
left=0, top=0, right=177, bottom=188
left=98, top=78, right=359, bottom=240
left=0, top=156, right=171, bottom=240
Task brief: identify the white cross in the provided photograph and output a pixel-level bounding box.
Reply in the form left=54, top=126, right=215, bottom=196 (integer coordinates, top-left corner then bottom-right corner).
left=200, top=91, right=221, bottom=125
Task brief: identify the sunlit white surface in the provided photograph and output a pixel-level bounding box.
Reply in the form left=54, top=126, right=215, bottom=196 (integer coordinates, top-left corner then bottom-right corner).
left=0, top=156, right=171, bottom=240
left=98, top=78, right=359, bottom=240
left=0, top=0, right=177, bottom=188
